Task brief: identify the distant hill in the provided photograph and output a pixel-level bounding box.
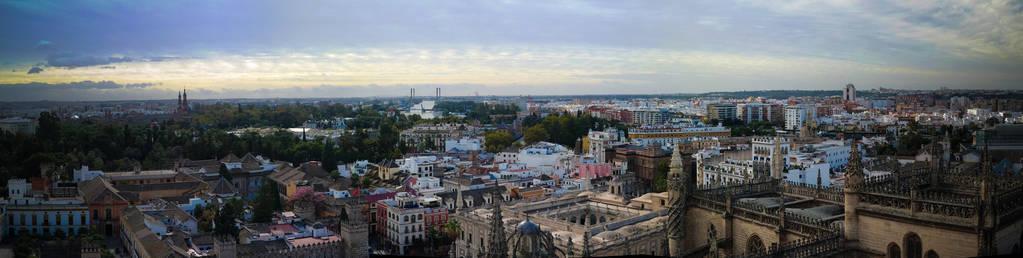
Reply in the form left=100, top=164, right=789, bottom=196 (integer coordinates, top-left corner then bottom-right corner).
left=698, top=90, right=842, bottom=99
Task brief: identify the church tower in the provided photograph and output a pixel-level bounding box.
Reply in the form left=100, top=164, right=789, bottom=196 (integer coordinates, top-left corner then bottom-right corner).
left=667, top=144, right=690, bottom=257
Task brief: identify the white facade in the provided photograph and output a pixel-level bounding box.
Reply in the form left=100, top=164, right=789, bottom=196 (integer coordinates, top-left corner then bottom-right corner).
left=751, top=137, right=790, bottom=162
left=586, top=127, right=622, bottom=163
left=518, top=142, right=572, bottom=173
left=444, top=137, right=482, bottom=152
left=4, top=195, right=91, bottom=237
left=73, top=166, right=103, bottom=182
left=785, top=105, right=808, bottom=130
left=783, top=163, right=832, bottom=187
left=409, top=176, right=444, bottom=196
left=405, top=100, right=441, bottom=119
left=495, top=151, right=518, bottom=164
left=397, top=156, right=438, bottom=177
left=383, top=192, right=425, bottom=255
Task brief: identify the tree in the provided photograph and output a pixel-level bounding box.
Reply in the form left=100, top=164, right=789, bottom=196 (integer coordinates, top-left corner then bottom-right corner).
left=14, top=229, right=39, bottom=258
left=288, top=187, right=328, bottom=210
left=425, top=227, right=441, bottom=255
left=219, top=163, right=233, bottom=181
left=524, top=126, right=548, bottom=144
left=252, top=179, right=283, bottom=223
left=53, top=228, right=67, bottom=240
left=443, top=218, right=462, bottom=241
left=484, top=132, right=514, bottom=153
left=653, top=160, right=670, bottom=192
left=214, top=198, right=242, bottom=237
left=198, top=205, right=216, bottom=232
left=37, top=111, right=61, bottom=145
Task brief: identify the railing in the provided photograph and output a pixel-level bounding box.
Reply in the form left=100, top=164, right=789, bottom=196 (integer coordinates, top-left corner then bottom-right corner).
left=780, top=182, right=844, bottom=203
left=731, top=232, right=842, bottom=258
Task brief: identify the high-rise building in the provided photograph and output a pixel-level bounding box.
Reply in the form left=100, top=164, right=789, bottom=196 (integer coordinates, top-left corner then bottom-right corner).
left=843, top=83, right=856, bottom=103
left=706, top=103, right=737, bottom=121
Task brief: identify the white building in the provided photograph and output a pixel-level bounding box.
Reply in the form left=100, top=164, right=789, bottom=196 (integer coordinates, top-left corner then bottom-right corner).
left=518, top=142, right=572, bottom=173
left=586, top=127, right=624, bottom=163
left=382, top=192, right=426, bottom=255
left=785, top=104, right=816, bottom=130
left=4, top=179, right=91, bottom=237
left=73, top=166, right=103, bottom=182
left=444, top=137, right=482, bottom=153
left=783, top=163, right=831, bottom=187
left=405, top=100, right=441, bottom=119
left=494, top=151, right=518, bottom=164
left=397, top=156, right=438, bottom=177
left=0, top=117, right=35, bottom=134
left=405, top=176, right=444, bottom=196
left=751, top=137, right=790, bottom=162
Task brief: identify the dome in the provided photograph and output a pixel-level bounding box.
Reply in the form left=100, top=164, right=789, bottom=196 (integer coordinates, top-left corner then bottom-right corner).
left=516, top=219, right=541, bottom=235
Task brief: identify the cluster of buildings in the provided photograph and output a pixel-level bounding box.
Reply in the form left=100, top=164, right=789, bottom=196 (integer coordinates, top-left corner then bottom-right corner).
left=6, top=85, right=1023, bottom=257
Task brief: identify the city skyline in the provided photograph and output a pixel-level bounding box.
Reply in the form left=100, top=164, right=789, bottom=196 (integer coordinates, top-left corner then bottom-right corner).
left=1, top=0, right=1022, bottom=101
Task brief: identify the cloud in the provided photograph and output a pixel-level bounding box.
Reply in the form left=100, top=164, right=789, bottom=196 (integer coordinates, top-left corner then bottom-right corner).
left=27, top=67, right=43, bottom=74
left=45, top=51, right=135, bottom=68
left=35, top=40, right=55, bottom=50
left=0, top=80, right=157, bottom=90
left=124, top=82, right=159, bottom=88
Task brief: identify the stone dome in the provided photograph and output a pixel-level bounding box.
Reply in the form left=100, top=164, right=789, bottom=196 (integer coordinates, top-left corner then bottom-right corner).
left=516, top=219, right=541, bottom=235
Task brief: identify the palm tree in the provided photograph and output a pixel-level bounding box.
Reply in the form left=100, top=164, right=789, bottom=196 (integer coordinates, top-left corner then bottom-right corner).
left=443, top=219, right=462, bottom=244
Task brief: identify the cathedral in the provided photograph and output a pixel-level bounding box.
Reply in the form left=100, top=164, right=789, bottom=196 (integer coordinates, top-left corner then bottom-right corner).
left=176, top=88, right=190, bottom=116
left=666, top=138, right=1023, bottom=257
left=450, top=135, right=1023, bottom=257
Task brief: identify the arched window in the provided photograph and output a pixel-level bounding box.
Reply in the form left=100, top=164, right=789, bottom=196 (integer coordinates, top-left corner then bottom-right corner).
left=924, top=250, right=938, bottom=258
left=904, top=232, right=922, bottom=258
left=888, top=242, right=901, bottom=258
left=747, top=234, right=765, bottom=255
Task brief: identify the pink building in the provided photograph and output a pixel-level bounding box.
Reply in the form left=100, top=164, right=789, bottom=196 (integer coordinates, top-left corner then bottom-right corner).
left=577, top=163, right=613, bottom=178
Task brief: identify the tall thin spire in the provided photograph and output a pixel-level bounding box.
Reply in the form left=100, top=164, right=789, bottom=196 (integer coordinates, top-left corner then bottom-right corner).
left=666, top=143, right=688, bottom=257
left=456, top=169, right=464, bottom=211
left=486, top=180, right=507, bottom=258
left=772, top=136, right=784, bottom=180
left=846, top=140, right=864, bottom=187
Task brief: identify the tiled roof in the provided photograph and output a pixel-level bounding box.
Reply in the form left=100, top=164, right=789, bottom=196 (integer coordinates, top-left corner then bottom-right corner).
left=78, top=177, right=127, bottom=203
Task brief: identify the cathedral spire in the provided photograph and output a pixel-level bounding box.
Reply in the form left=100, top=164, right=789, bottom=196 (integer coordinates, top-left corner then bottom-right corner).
left=845, top=140, right=864, bottom=188
left=666, top=143, right=688, bottom=257
left=486, top=180, right=507, bottom=258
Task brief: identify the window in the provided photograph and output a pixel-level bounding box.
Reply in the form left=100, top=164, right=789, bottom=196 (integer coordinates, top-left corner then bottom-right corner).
left=888, top=243, right=901, bottom=258
left=93, top=209, right=98, bottom=219
left=747, top=234, right=765, bottom=255
left=7, top=215, right=12, bottom=225
left=105, top=208, right=112, bottom=221
left=56, top=214, right=62, bottom=225
left=904, top=232, right=922, bottom=258
left=924, top=250, right=938, bottom=258
left=43, top=213, right=49, bottom=225
left=20, top=214, right=25, bottom=226
left=80, top=214, right=86, bottom=225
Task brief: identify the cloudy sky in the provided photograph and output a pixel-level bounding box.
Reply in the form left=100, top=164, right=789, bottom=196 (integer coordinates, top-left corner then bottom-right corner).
left=0, top=0, right=1021, bottom=101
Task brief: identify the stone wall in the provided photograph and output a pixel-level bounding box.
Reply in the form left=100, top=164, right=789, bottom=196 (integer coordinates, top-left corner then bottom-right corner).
left=857, top=213, right=978, bottom=258
left=995, top=218, right=1023, bottom=254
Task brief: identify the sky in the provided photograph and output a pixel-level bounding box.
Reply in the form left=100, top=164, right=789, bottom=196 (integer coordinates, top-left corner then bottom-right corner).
left=0, top=0, right=1021, bottom=101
